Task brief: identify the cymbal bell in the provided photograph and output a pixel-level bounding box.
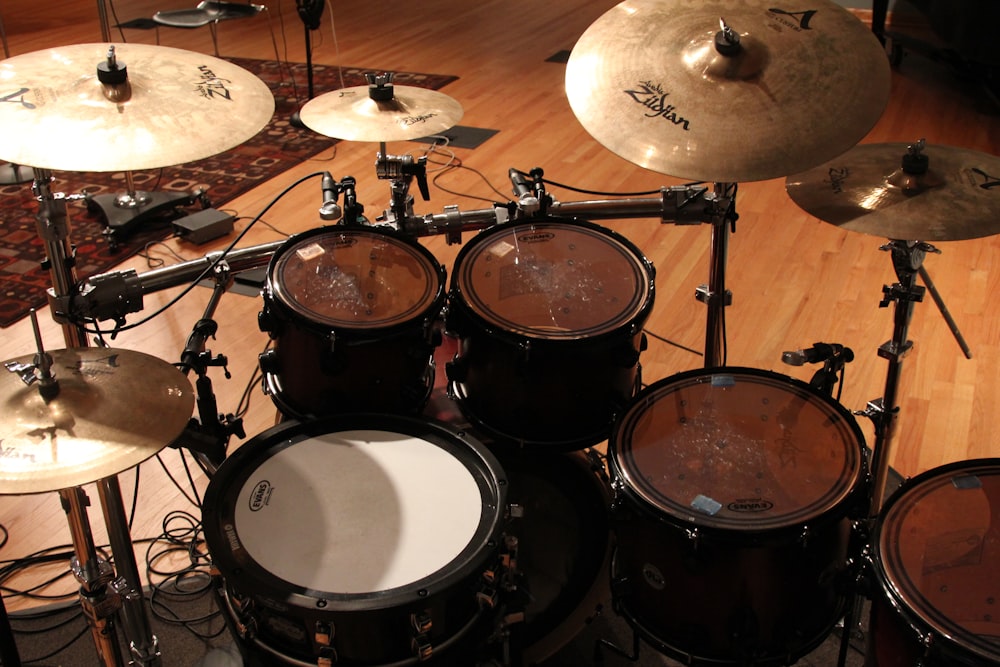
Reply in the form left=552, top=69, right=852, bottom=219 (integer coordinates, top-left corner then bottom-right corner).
left=786, top=141, right=1000, bottom=241
left=299, top=84, right=463, bottom=142
left=565, top=0, right=891, bottom=183
left=0, top=43, right=275, bottom=172
left=0, top=348, right=194, bottom=495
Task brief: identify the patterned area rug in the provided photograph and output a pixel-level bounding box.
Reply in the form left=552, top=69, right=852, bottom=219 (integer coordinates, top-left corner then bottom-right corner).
left=0, top=59, right=457, bottom=328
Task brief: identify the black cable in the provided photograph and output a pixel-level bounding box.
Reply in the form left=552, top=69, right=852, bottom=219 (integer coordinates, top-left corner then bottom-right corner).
left=513, top=167, right=705, bottom=198
left=73, top=171, right=327, bottom=338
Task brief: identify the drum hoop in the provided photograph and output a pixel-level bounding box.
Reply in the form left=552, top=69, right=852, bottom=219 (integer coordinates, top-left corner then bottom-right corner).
left=203, top=415, right=507, bottom=612
left=451, top=217, right=654, bottom=340
left=873, top=458, right=1000, bottom=662
left=268, top=225, right=445, bottom=330
left=610, top=366, right=865, bottom=534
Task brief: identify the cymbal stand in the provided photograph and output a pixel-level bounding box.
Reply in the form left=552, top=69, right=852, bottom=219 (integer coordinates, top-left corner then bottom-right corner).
left=858, top=239, right=971, bottom=516
left=32, top=169, right=162, bottom=666
left=698, top=182, right=738, bottom=368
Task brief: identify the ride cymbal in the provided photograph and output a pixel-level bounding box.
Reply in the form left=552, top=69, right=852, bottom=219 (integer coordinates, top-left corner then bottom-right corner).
left=299, top=83, right=463, bottom=142
left=0, top=348, right=194, bottom=495
left=0, top=43, right=275, bottom=172
left=565, top=0, right=891, bottom=183
left=786, top=141, right=1000, bottom=241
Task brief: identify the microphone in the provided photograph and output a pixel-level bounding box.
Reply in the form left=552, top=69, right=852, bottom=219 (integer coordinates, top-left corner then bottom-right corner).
left=781, top=343, right=853, bottom=366
left=296, top=0, right=325, bottom=30
left=319, top=172, right=342, bottom=221
left=509, top=168, right=539, bottom=213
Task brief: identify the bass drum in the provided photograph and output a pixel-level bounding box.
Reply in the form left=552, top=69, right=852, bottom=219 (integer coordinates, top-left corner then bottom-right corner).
left=446, top=216, right=654, bottom=450
left=866, top=458, right=1000, bottom=667
left=258, top=225, right=445, bottom=419
left=608, top=367, right=867, bottom=665
left=498, top=450, right=612, bottom=665
left=202, top=414, right=507, bottom=666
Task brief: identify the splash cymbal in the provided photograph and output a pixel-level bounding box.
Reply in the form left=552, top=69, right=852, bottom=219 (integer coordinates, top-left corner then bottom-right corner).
left=786, top=141, right=1000, bottom=241
left=299, top=84, right=463, bottom=142
left=565, top=0, right=891, bottom=183
left=0, top=348, right=194, bottom=495
left=0, top=43, right=275, bottom=172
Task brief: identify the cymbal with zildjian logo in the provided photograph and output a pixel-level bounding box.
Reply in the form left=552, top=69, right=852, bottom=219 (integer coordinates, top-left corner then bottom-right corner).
left=565, top=0, right=890, bottom=183
left=0, top=348, right=194, bottom=495
left=0, top=43, right=275, bottom=172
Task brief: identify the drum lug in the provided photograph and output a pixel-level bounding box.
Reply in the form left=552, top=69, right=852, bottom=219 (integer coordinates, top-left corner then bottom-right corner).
left=411, top=611, right=433, bottom=635
left=258, top=348, right=278, bottom=374
left=798, top=524, right=812, bottom=549
left=257, top=306, right=279, bottom=335
left=445, top=355, right=468, bottom=382
left=411, top=634, right=434, bottom=661
left=686, top=527, right=701, bottom=553
left=314, top=620, right=334, bottom=646
left=318, top=646, right=337, bottom=666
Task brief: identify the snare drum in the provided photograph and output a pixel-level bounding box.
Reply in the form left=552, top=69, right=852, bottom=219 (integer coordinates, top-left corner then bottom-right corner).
left=608, top=367, right=867, bottom=665
left=202, top=414, right=507, bottom=666
left=258, top=226, right=445, bottom=419
left=446, top=217, right=654, bottom=450
left=867, top=458, right=1000, bottom=667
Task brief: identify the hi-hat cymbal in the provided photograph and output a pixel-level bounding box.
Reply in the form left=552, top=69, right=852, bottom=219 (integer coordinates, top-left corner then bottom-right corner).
left=786, top=142, right=1000, bottom=241
left=299, top=84, right=463, bottom=142
left=565, top=0, right=891, bottom=183
left=0, top=348, right=194, bottom=495
left=0, top=43, right=275, bottom=172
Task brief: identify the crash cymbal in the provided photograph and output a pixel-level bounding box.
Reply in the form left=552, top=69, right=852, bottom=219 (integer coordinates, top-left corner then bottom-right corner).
left=0, top=348, right=194, bottom=495
left=786, top=141, right=1000, bottom=241
left=299, top=83, right=463, bottom=142
left=565, top=0, right=891, bottom=183
left=0, top=43, right=275, bottom=172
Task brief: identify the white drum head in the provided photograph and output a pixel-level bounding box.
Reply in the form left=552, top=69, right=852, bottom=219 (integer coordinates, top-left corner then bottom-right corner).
left=231, top=429, right=485, bottom=594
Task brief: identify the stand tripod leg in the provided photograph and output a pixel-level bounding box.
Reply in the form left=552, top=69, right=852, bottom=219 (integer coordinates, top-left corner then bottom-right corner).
left=60, top=487, right=125, bottom=667
left=918, top=265, right=973, bottom=359
left=97, top=477, right=162, bottom=666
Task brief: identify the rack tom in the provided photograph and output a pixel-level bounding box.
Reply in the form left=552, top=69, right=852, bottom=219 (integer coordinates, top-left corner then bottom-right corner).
left=258, top=225, right=445, bottom=418
left=446, top=216, right=654, bottom=450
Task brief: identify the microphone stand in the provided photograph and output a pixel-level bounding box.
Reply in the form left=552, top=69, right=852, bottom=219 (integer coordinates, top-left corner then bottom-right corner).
left=289, top=0, right=324, bottom=127
left=171, top=262, right=246, bottom=475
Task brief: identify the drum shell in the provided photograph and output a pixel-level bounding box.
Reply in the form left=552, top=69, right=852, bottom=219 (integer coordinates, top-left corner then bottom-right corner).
left=203, top=415, right=507, bottom=665
left=498, top=450, right=612, bottom=664
left=446, top=217, right=654, bottom=450
left=608, top=367, right=868, bottom=665
left=258, top=225, right=445, bottom=418
left=866, top=458, right=1000, bottom=667
left=610, top=494, right=856, bottom=665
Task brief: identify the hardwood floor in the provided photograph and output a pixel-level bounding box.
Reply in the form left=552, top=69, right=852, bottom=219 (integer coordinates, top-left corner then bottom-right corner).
left=1, top=0, right=998, bottom=639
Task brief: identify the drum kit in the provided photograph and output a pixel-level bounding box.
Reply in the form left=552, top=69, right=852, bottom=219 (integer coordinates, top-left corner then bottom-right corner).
left=1, top=0, right=999, bottom=666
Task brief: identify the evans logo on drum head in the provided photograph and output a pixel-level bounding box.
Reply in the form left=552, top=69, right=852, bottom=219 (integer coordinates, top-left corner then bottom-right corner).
left=249, top=480, right=273, bottom=511
left=727, top=498, right=775, bottom=513
left=516, top=232, right=555, bottom=243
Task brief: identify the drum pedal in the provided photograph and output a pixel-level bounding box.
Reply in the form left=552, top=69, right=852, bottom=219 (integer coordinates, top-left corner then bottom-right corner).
left=173, top=207, right=235, bottom=244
